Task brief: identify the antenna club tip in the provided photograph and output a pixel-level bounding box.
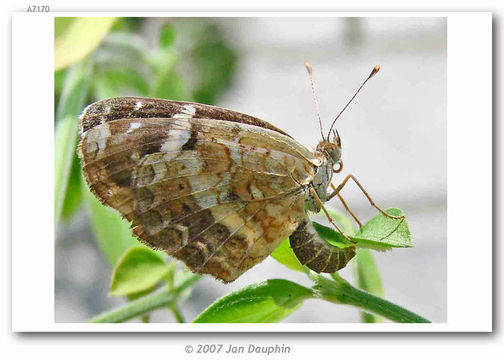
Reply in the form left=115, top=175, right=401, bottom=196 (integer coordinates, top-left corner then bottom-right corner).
left=305, top=62, right=313, bottom=74
left=370, top=65, right=380, bottom=78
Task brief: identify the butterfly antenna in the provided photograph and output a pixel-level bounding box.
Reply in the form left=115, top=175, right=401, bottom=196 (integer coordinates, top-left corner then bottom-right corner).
left=305, top=62, right=325, bottom=141
left=327, top=65, right=380, bottom=139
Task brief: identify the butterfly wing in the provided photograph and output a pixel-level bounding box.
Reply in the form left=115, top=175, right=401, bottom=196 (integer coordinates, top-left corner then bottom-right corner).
left=79, top=96, right=291, bottom=137
left=79, top=98, right=318, bottom=282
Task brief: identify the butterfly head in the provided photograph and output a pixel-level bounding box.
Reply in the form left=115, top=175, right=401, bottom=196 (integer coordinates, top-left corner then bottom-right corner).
left=305, top=62, right=379, bottom=175
left=317, top=129, right=342, bottom=172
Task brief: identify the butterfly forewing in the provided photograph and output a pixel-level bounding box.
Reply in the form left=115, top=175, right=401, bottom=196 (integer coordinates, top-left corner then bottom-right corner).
left=79, top=97, right=291, bottom=136
left=79, top=98, right=318, bottom=282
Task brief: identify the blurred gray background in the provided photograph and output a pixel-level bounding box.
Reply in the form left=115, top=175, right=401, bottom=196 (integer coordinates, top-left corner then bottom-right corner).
left=56, top=17, right=446, bottom=323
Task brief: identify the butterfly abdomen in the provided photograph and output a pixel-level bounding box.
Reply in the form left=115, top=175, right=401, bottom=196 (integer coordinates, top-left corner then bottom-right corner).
left=289, top=219, right=356, bottom=273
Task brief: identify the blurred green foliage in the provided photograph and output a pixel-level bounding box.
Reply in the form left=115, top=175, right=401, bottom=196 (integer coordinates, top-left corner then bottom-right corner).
left=55, top=18, right=117, bottom=70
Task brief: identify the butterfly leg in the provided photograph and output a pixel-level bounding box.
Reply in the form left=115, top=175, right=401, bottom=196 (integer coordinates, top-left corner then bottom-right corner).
left=328, top=174, right=405, bottom=220
left=334, top=190, right=363, bottom=228
left=309, top=187, right=355, bottom=243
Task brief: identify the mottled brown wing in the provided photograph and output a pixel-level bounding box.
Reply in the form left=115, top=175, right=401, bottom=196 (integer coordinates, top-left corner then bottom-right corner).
left=79, top=100, right=319, bottom=282
left=79, top=97, right=291, bottom=137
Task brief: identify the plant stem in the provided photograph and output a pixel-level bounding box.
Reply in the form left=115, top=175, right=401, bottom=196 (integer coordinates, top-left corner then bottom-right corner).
left=310, top=273, right=430, bottom=323
left=170, top=304, right=185, bottom=323
left=90, top=273, right=200, bottom=323
left=165, top=262, right=185, bottom=323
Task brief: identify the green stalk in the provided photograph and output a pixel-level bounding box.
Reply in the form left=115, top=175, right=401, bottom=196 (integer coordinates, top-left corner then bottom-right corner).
left=90, top=274, right=200, bottom=323
left=170, top=304, right=186, bottom=323
left=311, top=273, right=430, bottom=323
left=91, top=270, right=428, bottom=323
left=166, top=263, right=185, bottom=323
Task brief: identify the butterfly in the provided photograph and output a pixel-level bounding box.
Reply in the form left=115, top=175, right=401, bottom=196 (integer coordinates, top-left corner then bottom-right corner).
left=78, top=64, right=401, bottom=282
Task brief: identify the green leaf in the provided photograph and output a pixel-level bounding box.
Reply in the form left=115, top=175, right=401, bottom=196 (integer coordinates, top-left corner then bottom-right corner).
left=54, top=115, right=78, bottom=227
left=312, top=221, right=355, bottom=248
left=109, top=247, right=169, bottom=296
left=159, top=24, right=176, bottom=48
left=95, top=32, right=150, bottom=68
left=93, top=68, right=149, bottom=99
left=81, top=178, right=139, bottom=265
left=90, top=33, right=154, bottom=99
left=91, top=273, right=201, bottom=323
left=55, top=17, right=117, bottom=70
left=148, top=31, right=190, bottom=100
left=311, top=209, right=411, bottom=251
left=54, top=60, right=91, bottom=227
left=54, top=69, right=65, bottom=111
left=56, top=58, right=92, bottom=121
left=352, top=208, right=412, bottom=250
left=271, top=238, right=306, bottom=273
left=353, top=249, right=384, bottom=323
left=150, top=69, right=190, bottom=100
left=194, top=279, right=314, bottom=323
left=127, top=287, right=157, bottom=302
left=61, top=153, right=83, bottom=219
left=191, top=23, right=237, bottom=104
left=326, top=209, right=357, bottom=235
left=111, top=17, right=144, bottom=33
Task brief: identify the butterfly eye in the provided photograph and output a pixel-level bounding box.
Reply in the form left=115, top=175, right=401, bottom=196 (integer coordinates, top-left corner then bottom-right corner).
left=333, top=160, right=343, bottom=173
